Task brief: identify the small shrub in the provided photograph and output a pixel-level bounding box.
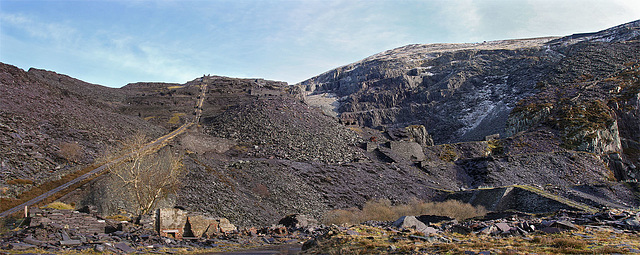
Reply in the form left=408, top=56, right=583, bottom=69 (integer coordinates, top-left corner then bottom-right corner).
left=532, top=236, right=547, bottom=243
left=422, top=200, right=488, bottom=220
left=105, top=214, right=131, bottom=222
left=552, top=237, right=586, bottom=249
left=58, top=142, right=83, bottom=163
left=439, top=144, right=458, bottom=162
left=168, top=113, right=186, bottom=124
left=592, top=246, right=628, bottom=254
left=486, top=139, right=504, bottom=156
left=361, top=199, right=395, bottom=221
left=42, top=202, right=74, bottom=210
left=324, top=208, right=363, bottom=225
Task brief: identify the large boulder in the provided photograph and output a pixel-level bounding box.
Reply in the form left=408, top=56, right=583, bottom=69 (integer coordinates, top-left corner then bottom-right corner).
left=278, top=214, right=317, bottom=229
left=393, top=216, right=437, bottom=234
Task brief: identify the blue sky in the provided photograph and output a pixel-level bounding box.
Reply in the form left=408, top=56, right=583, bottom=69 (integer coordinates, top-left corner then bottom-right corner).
left=1, top=0, right=639, bottom=88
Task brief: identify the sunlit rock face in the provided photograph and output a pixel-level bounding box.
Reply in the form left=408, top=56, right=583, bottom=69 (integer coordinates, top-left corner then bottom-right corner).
left=299, top=38, right=560, bottom=144
left=299, top=20, right=640, bottom=147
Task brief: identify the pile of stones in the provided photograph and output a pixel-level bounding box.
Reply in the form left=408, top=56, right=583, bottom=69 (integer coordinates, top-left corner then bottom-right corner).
left=0, top=209, right=316, bottom=254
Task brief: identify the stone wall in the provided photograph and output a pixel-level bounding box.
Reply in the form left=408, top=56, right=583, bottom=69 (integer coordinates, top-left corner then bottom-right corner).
left=447, top=186, right=594, bottom=213
left=156, top=208, right=237, bottom=239
left=27, top=207, right=105, bottom=235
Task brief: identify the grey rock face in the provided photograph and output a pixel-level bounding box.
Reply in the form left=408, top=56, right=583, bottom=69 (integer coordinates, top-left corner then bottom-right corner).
left=299, top=20, right=640, bottom=149
left=406, top=125, right=434, bottom=147
left=300, top=38, right=559, bottom=144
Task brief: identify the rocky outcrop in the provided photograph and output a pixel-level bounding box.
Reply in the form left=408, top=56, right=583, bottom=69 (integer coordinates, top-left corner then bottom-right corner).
left=405, top=125, right=434, bottom=147
left=300, top=38, right=559, bottom=144
left=299, top=20, right=640, bottom=148
left=504, top=60, right=640, bottom=180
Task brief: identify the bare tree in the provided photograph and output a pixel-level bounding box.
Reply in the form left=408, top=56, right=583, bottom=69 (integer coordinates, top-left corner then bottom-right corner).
left=107, top=134, right=183, bottom=215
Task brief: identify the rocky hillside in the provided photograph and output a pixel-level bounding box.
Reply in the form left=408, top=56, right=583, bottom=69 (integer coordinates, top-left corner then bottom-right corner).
left=172, top=77, right=449, bottom=226
left=299, top=19, right=640, bottom=182
left=0, top=64, right=166, bottom=199
left=3, top=20, right=640, bottom=230
left=299, top=20, right=640, bottom=146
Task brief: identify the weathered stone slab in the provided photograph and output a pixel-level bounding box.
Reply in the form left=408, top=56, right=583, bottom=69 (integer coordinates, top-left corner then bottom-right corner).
left=23, top=237, right=44, bottom=246
left=495, top=223, right=511, bottom=232
left=219, top=218, right=237, bottom=233
left=115, top=242, right=136, bottom=253
left=540, top=227, right=565, bottom=234
left=60, top=239, right=82, bottom=246
left=9, top=243, right=37, bottom=250
left=551, top=220, right=578, bottom=230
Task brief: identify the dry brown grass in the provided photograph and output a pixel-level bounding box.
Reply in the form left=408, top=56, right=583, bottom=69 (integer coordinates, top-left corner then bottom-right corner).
left=304, top=224, right=640, bottom=255
left=41, top=201, right=75, bottom=210
left=6, top=178, right=34, bottom=185
left=552, top=237, right=586, bottom=249
left=323, top=199, right=487, bottom=225
left=168, top=112, right=186, bottom=124
left=0, top=164, right=99, bottom=215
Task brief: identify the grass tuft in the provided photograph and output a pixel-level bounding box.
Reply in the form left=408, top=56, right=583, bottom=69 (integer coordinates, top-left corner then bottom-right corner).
left=105, top=214, right=131, bottom=222
left=168, top=113, right=186, bottom=124
left=42, top=201, right=75, bottom=210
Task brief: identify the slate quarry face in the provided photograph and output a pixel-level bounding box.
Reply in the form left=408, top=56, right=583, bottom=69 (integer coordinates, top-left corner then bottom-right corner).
left=299, top=21, right=640, bottom=147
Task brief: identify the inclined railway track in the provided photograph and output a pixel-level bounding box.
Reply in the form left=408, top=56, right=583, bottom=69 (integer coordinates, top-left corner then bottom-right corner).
left=0, top=81, right=208, bottom=218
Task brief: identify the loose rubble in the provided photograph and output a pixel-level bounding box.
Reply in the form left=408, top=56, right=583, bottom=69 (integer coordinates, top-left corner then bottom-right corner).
left=302, top=209, right=640, bottom=254
left=2, top=206, right=640, bottom=254
left=204, top=96, right=364, bottom=164
left=0, top=207, right=316, bottom=254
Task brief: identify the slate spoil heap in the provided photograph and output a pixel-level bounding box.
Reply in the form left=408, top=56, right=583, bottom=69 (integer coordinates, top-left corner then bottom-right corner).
left=204, top=96, right=363, bottom=164
left=302, top=210, right=640, bottom=254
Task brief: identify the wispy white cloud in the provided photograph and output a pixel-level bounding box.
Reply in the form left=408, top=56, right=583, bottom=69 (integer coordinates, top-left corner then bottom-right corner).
left=1, top=0, right=639, bottom=87
left=1, top=11, right=202, bottom=86
left=525, top=0, right=640, bottom=36
left=1, top=13, right=78, bottom=44
left=434, top=0, right=483, bottom=38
